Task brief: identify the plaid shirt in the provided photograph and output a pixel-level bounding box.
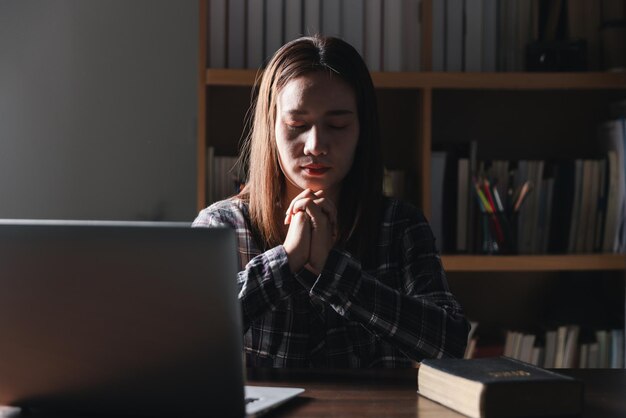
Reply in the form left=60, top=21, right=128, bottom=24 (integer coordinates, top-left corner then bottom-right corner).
left=193, top=197, right=469, bottom=367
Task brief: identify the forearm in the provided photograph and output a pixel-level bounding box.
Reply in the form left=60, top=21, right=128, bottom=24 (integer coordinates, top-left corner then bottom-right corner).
left=237, top=245, right=297, bottom=331
left=301, top=249, right=469, bottom=361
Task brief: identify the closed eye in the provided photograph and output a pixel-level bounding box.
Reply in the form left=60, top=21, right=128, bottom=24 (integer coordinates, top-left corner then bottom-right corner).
left=287, top=124, right=307, bottom=132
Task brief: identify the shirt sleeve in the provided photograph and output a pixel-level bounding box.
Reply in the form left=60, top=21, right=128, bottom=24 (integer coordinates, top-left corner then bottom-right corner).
left=192, top=203, right=297, bottom=332
left=298, top=210, right=470, bottom=361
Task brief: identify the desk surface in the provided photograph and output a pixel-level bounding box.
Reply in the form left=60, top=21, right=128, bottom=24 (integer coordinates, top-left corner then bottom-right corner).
left=247, top=368, right=626, bottom=417
left=0, top=368, right=623, bottom=417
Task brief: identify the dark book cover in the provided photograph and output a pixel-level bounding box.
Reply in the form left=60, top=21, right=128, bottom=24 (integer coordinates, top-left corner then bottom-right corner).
left=548, top=159, right=576, bottom=253
left=418, top=356, right=583, bottom=418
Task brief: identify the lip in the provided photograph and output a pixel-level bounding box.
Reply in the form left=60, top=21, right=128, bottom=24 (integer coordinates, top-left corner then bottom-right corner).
left=301, top=164, right=330, bottom=176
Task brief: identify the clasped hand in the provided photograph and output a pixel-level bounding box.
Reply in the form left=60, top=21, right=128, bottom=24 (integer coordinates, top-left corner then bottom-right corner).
left=283, top=189, right=337, bottom=276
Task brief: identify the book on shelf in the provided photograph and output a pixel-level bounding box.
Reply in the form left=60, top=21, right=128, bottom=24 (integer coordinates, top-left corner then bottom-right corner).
left=600, top=0, right=626, bottom=71
left=608, top=329, right=623, bottom=369
left=402, top=0, right=421, bottom=71
left=567, top=0, right=585, bottom=43
left=464, top=0, right=483, bottom=72
left=583, top=0, right=602, bottom=70
left=321, top=0, right=340, bottom=37
left=481, top=0, right=497, bottom=71
left=445, top=0, right=464, bottom=71
left=227, top=0, right=245, bottom=69
left=479, top=325, right=625, bottom=369
left=417, top=356, right=584, bottom=418
left=304, top=0, right=321, bottom=36
left=383, top=0, right=403, bottom=71
left=456, top=158, right=469, bottom=252
left=548, top=159, right=575, bottom=253
left=342, top=0, right=364, bottom=57
left=206, top=147, right=245, bottom=205
left=430, top=151, right=447, bottom=251
left=364, top=0, right=382, bottom=71
left=468, top=142, right=479, bottom=253
left=463, top=321, right=480, bottom=359
left=599, top=118, right=626, bottom=253
left=265, top=0, right=284, bottom=60
left=247, top=0, right=264, bottom=69
left=285, top=0, right=303, bottom=42
left=515, top=0, right=533, bottom=71
left=431, top=0, right=445, bottom=71
left=596, top=329, right=610, bottom=368
left=209, top=0, right=226, bottom=68
left=595, top=158, right=608, bottom=252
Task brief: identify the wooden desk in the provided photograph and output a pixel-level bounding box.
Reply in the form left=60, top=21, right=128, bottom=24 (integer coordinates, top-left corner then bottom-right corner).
left=246, top=368, right=626, bottom=417
left=0, top=368, right=623, bottom=417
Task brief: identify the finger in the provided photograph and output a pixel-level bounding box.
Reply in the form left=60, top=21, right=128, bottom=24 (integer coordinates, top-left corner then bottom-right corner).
left=291, top=198, right=322, bottom=220
left=285, top=188, right=315, bottom=224
left=286, top=188, right=314, bottom=216
left=291, top=198, right=336, bottom=238
left=300, top=201, right=333, bottom=234
left=312, top=197, right=337, bottom=227
left=285, top=197, right=314, bottom=225
left=311, top=190, right=338, bottom=221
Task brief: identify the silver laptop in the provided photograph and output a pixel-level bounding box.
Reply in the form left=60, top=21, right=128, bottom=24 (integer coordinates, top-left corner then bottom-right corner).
left=0, top=220, right=303, bottom=417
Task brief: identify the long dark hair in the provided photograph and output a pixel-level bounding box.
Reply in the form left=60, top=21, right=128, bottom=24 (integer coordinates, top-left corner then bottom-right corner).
left=239, top=35, right=383, bottom=258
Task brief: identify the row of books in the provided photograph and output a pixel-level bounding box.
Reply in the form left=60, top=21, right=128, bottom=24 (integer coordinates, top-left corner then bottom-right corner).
left=434, top=156, right=618, bottom=254
left=209, top=0, right=625, bottom=73
left=465, top=324, right=625, bottom=369
left=433, top=0, right=509, bottom=72
left=205, top=147, right=245, bottom=205
left=430, top=118, right=626, bottom=254
left=208, top=0, right=422, bottom=71
left=434, top=0, right=625, bottom=72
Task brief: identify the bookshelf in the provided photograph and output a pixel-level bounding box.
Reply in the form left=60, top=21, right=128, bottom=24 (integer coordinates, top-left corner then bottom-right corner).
left=199, top=68, right=626, bottom=269
left=197, top=0, right=626, bottom=366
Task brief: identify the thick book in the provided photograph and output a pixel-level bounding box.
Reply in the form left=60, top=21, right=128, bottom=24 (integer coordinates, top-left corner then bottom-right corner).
left=417, top=357, right=583, bottom=418
left=246, top=0, right=264, bottom=69
left=432, top=0, right=444, bottom=71
left=464, top=0, right=483, bottom=72
left=364, top=0, right=382, bottom=71
left=209, top=0, right=227, bottom=68
left=445, top=0, right=463, bottom=71
left=265, top=0, right=284, bottom=60
left=285, top=0, right=303, bottom=42
left=227, top=0, right=245, bottom=69
left=342, top=0, right=364, bottom=57
left=322, top=0, right=341, bottom=37
left=383, top=0, right=402, bottom=71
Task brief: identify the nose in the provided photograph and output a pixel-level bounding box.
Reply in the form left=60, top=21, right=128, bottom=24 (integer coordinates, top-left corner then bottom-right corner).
left=303, top=125, right=328, bottom=156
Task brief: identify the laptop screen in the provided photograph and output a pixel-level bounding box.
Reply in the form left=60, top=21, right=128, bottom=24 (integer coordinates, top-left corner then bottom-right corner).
left=0, top=220, right=245, bottom=417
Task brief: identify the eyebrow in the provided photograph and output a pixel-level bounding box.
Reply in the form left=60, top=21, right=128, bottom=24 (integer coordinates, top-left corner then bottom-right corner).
left=286, top=109, right=355, bottom=116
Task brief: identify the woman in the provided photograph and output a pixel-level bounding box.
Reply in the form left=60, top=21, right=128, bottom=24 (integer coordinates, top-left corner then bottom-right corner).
left=193, top=35, right=469, bottom=367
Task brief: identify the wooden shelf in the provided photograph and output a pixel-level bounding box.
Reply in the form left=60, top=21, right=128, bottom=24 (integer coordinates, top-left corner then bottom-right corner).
left=206, top=69, right=261, bottom=86
left=441, top=254, right=626, bottom=272
left=371, top=72, right=626, bottom=89
left=206, top=69, right=626, bottom=90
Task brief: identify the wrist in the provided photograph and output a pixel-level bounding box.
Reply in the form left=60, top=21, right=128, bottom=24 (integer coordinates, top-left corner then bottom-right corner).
left=283, top=244, right=306, bottom=274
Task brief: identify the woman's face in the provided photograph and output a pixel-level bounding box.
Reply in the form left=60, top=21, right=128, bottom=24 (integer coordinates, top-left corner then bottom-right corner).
left=275, top=71, right=359, bottom=202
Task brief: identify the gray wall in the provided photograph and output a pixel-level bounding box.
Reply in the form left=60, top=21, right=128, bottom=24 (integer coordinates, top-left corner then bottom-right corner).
left=0, top=0, right=198, bottom=221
